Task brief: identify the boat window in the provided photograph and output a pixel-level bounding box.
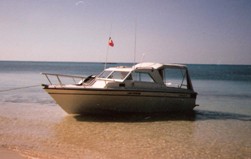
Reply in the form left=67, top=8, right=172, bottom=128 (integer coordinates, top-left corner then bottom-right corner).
left=98, top=71, right=112, bottom=78
left=163, top=68, right=188, bottom=89
left=131, top=71, right=155, bottom=83
left=108, top=71, right=129, bottom=80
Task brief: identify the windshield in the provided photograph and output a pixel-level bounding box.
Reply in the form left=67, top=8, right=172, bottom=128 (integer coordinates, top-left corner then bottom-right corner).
left=98, top=71, right=112, bottom=78
left=108, top=71, right=130, bottom=80
left=98, top=71, right=130, bottom=80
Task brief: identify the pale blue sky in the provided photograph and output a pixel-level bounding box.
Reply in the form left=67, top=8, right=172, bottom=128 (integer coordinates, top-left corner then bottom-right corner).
left=0, top=0, right=251, bottom=64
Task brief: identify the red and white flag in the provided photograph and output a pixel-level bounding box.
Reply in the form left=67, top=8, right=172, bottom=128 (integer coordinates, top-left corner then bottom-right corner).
left=108, top=37, right=114, bottom=47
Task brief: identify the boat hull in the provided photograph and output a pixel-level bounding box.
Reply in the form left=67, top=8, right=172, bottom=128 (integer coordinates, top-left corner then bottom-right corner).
left=44, top=88, right=197, bottom=114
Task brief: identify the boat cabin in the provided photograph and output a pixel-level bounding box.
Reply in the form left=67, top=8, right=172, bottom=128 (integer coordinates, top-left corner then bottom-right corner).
left=90, top=63, right=194, bottom=91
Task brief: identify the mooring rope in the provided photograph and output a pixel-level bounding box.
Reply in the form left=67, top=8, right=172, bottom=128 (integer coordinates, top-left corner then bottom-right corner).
left=0, top=84, right=41, bottom=93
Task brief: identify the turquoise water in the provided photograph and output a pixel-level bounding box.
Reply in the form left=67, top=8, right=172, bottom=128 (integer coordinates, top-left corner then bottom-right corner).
left=1, top=61, right=250, bottom=113
left=0, top=61, right=250, bottom=158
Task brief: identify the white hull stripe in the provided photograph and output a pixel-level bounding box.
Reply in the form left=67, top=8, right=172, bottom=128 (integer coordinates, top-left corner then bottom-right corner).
left=46, top=90, right=196, bottom=98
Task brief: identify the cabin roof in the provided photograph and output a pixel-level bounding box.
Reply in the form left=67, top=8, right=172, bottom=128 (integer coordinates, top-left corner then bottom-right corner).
left=104, top=62, right=187, bottom=72
left=133, top=62, right=187, bottom=70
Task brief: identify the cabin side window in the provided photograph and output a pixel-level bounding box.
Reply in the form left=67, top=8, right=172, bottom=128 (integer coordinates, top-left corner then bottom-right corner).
left=131, top=71, right=155, bottom=83
left=163, top=68, right=188, bottom=89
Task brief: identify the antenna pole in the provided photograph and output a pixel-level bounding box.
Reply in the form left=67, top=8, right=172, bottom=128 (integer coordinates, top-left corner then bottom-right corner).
left=133, top=19, right=137, bottom=65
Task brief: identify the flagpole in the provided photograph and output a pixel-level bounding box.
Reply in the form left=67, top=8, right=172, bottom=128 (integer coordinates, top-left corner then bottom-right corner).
left=104, top=24, right=113, bottom=69
left=104, top=45, right=109, bottom=69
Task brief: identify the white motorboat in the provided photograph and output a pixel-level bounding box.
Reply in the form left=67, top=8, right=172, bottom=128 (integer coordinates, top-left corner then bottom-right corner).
left=42, top=62, right=198, bottom=114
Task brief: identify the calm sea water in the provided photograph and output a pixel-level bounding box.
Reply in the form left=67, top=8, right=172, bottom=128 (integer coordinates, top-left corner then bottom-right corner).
left=0, top=61, right=251, bottom=158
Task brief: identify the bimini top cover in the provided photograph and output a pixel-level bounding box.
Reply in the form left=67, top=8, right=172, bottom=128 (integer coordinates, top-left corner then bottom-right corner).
left=133, top=62, right=187, bottom=70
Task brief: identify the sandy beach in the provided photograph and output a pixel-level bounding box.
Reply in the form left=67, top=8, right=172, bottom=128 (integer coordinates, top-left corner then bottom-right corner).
left=0, top=148, right=25, bottom=159
left=0, top=101, right=251, bottom=159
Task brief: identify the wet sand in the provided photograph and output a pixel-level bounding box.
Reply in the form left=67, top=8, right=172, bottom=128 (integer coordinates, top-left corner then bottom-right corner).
left=0, top=102, right=251, bottom=159
left=0, top=148, right=25, bottom=159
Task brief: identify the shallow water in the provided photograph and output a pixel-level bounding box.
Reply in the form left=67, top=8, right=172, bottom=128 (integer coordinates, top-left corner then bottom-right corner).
left=0, top=61, right=251, bottom=158
left=1, top=103, right=250, bottom=159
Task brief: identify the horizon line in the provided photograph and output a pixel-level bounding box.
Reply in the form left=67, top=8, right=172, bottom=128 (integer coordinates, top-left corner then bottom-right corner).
left=0, top=60, right=250, bottom=66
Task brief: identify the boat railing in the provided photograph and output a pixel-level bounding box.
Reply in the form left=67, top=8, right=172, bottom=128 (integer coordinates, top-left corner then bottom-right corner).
left=41, top=72, right=86, bottom=86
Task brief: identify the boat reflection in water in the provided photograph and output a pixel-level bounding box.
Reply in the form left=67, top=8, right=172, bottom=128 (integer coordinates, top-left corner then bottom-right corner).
left=42, top=62, right=198, bottom=114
